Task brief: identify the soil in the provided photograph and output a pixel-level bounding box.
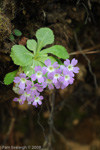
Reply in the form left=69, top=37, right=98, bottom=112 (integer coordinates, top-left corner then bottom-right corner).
left=0, top=0, right=100, bottom=150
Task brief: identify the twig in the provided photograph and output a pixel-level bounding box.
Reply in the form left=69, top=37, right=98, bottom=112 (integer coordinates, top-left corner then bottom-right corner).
left=82, top=2, right=90, bottom=24
left=53, top=126, right=69, bottom=150
left=0, top=81, right=5, bottom=85
left=37, top=106, right=48, bottom=147
left=69, top=44, right=100, bottom=55
left=88, top=0, right=92, bottom=9
left=74, top=32, right=98, bottom=89
left=47, top=91, right=55, bottom=150
left=3, top=117, right=15, bottom=145
left=70, top=50, right=100, bottom=55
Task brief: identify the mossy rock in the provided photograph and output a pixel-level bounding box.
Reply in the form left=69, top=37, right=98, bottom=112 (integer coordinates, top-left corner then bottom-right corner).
left=0, top=10, right=11, bottom=45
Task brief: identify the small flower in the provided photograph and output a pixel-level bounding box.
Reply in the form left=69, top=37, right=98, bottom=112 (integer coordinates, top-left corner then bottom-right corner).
left=64, top=58, right=79, bottom=73
left=44, top=59, right=59, bottom=73
left=54, top=81, right=61, bottom=89
left=50, top=69, right=62, bottom=84
left=32, top=93, right=43, bottom=107
left=14, top=73, right=28, bottom=90
left=27, top=83, right=43, bottom=96
left=21, top=91, right=32, bottom=102
left=61, top=68, right=74, bottom=87
left=13, top=97, right=24, bottom=104
left=12, top=58, right=80, bottom=107
left=31, top=66, right=46, bottom=83
left=42, top=78, right=54, bottom=89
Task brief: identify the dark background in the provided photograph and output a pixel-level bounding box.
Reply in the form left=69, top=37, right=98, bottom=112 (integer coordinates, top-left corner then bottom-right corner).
left=0, top=0, right=100, bottom=150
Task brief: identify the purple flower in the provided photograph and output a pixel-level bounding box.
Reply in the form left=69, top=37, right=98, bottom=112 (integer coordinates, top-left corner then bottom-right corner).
left=64, top=58, right=79, bottom=73
left=60, top=65, right=65, bottom=71
left=50, top=69, right=62, bottom=84
left=12, top=58, right=80, bottom=107
left=14, top=73, right=28, bottom=90
left=42, top=77, right=54, bottom=89
left=54, top=81, right=61, bottom=89
left=26, top=83, right=43, bottom=96
left=31, top=66, right=46, bottom=83
left=13, top=97, right=24, bottom=104
left=32, top=93, right=43, bottom=107
left=21, top=91, right=31, bottom=102
left=44, top=59, right=59, bottom=73
left=61, top=68, right=74, bottom=87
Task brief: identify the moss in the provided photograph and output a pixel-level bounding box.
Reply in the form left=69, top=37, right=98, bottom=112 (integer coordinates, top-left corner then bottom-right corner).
left=2, top=0, right=16, bottom=19
left=0, top=10, right=11, bottom=45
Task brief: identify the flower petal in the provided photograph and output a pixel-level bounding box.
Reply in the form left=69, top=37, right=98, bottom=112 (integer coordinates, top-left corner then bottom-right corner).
left=35, top=66, right=41, bottom=72
left=71, top=58, right=78, bottom=66
left=69, top=78, right=74, bottom=84
left=73, top=67, right=79, bottom=73
left=31, top=74, right=36, bottom=81
left=38, top=77, right=44, bottom=83
left=14, top=77, right=20, bottom=83
left=48, top=84, right=54, bottom=89
left=19, top=82, right=25, bottom=90
left=40, top=96, right=43, bottom=100
left=13, top=97, right=18, bottom=102
left=20, top=73, right=26, bottom=78
left=55, top=82, right=60, bottom=89
left=42, top=67, right=47, bottom=74
left=64, top=59, right=70, bottom=66
left=53, top=62, right=59, bottom=68
left=45, top=59, right=51, bottom=66
left=42, top=82, right=47, bottom=88
left=33, top=101, right=37, bottom=107
left=38, top=101, right=42, bottom=105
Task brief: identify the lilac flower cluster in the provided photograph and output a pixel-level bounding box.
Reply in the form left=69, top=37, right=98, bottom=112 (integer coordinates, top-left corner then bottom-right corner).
left=13, top=58, right=79, bottom=107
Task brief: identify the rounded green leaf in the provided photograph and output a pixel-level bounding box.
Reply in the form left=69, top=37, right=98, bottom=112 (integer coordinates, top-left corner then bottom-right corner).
left=27, top=39, right=37, bottom=53
left=13, top=29, right=22, bottom=36
left=4, top=70, right=18, bottom=85
left=36, top=27, right=54, bottom=52
left=40, top=45, right=69, bottom=59
left=10, top=45, right=33, bottom=66
left=9, top=34, right=15, bottom=41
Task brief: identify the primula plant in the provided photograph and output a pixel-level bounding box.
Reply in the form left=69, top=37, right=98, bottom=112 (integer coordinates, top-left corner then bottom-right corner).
left=4, top=27, right=79, bottom=107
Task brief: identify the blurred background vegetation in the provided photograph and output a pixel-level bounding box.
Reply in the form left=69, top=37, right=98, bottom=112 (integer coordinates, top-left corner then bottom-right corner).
left=0, top=0, right=100, bottom=150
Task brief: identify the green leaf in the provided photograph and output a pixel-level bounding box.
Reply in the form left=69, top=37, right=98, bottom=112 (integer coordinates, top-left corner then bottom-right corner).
left=27, top=39, right=37, bottom=54
left=10, top=45, right=33, bottom=66
left=13, top=29, right=22, bottom=36
left=34, top=53, right=48, bottom=62
left=39, top=56, right=57, bottom=64
left=53, top=57, right=63, bottom=65
left=9, top=34, right=15, bottom=41
left=22, top=60, right=44, bottom=77
left=40, top=45, right=69, bottom=59
left=36, top=27, right=54, bottom=52
left=22, top=62, right=34, bottom=77
left=4, top=70, right=18, bottom=85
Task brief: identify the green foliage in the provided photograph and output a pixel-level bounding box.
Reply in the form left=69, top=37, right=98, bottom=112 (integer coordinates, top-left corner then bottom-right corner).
left=9, top=29, right=22, bottom=42
left=4, top=70, right=18, bottom=85
left=10, top=45, right=34, bottom=66
left=5, top=27, right=69, bottom=85
left=9, top=34, right=15, bottom=41
left=13, top=29, right=22, bottom=36
left=22, top=60, right=44, bottom=76
left=27, top=39, right=37, bottom=54
left=36, top=28, right=54, bottom=52
left=38, top=56, right=57, bottom=64
left=40, top=45, right=69, bottom=59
